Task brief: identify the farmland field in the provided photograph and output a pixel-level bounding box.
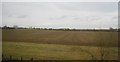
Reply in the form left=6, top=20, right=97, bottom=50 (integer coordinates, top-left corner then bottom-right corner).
left=2, top=29, right=119, bottom=60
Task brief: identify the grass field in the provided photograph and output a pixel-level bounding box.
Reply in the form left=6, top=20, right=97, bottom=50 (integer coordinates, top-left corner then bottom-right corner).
left=3, top=42, right=118, bottom=60
left=2, top=29, right=119, bottom=60
left=2, top=29, right=118, bottom=47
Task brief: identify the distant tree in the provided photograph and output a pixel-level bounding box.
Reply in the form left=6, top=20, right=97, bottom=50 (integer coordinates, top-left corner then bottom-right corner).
left=109, top=27, right=114, bottom=30
left=118, top=28, right=120, bottom=32
left=44, top=28, right=47, bottom=30
left=13, top=25, right=18, bottom=29
left=64, top=28, right=70, bottom=31
left=29, top=26, right=33, bottom=29
left=49, top=28, right=52, bottom=30
left=72, top=28, right=76, bottom=31
left=3, top=25, right=8, bottom=29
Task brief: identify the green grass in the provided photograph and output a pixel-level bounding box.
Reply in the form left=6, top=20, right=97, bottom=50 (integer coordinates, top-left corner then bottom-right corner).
left=3, top=42, right=118, bottom=60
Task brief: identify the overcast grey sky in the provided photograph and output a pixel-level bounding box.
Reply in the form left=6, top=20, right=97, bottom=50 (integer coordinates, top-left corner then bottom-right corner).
left=1, top=0, right=119, bottom=2
left=2, top=2, right=118, bottom=29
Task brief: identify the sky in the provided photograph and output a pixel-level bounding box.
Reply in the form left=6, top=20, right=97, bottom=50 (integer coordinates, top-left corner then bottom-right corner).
left=2, top=2, right=118, bottom=29
left=1, top=0, right=119, bottom=2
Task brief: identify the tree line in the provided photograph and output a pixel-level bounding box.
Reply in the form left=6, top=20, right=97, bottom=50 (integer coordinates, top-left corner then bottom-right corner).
left=0, top=25, right=119, bottom=32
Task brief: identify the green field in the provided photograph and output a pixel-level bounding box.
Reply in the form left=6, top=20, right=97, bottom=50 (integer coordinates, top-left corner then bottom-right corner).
left=2, top=29, right=119, bottom=60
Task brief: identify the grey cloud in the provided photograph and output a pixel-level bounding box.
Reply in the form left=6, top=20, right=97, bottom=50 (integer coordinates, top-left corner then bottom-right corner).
left=17, top=15, right=27, bottom=18
left=55, top=2, right=117, bottom=13
left=2, top=2, right=118, bottom=29
left=8, top=15, right=13, bottom=17
left=72, top=16, right=101, bottom=22
left=112, top=16, right=118, bottom=20
left=0, top=2, right=2, bottom=26
left=88, top=16, right=101, bottom=21
left=49, top=15, right=68, bottom=20
left=7, top=15, right=27, bottom=19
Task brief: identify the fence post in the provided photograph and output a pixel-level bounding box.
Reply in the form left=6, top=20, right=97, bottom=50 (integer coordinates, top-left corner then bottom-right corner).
left=31, top=57, right=33, bottom=62
left=2, top=54, right=4, bottom=60
left=2, top=54, right=5, bottom=61
left=9, top=55, right=12, bottom=61
left=21, top=56, right=23, bottom=61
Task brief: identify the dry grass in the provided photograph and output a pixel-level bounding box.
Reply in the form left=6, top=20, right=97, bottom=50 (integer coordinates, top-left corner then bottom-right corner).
left=2, top=29, right=118, bottom=60
left=3, top=42, right=118, bottom=60
left=2, top=29, right=118, bottom=47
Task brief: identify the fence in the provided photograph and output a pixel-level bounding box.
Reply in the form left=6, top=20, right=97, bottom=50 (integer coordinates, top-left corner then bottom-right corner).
left=2, top=55, right=34, bottom=62
left=1, top=55, right=119, bottom=62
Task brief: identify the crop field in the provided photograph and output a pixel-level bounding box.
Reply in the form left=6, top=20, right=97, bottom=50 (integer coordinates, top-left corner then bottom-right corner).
left=2, top=29, right=118, bottom=46
left=2, top=29, right=119, bottom=60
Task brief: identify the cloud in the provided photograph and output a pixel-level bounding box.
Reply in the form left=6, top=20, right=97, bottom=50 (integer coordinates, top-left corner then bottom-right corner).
left=1, top=0, right=119, bottom=2
left=0, top=2, right=2, bottom=26
left=112, top=16, right=118, bottom=20
left=17, top=15, right=27, bottom=18
left=2, top=2, right=118, bottom=29
left=55, top=2, right=117, bottom=13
